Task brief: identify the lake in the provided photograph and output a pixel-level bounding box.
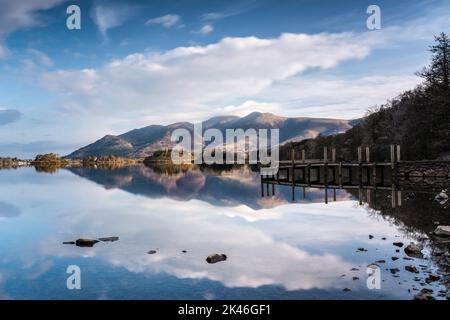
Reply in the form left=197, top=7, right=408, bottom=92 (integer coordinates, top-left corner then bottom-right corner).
left=0, top=164, right=449, bottom=300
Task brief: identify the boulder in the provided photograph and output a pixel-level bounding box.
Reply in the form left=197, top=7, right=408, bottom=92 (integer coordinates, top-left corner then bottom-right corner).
left=405, top=265, right=419, bottom=273
left=206, top=253, right=227, bottom=264
left=75, top=239, right=99, bottom=247
left=404, top=243, right=424, bottom=258
left=426, top=274, right=440, bottom=282
left=414, top=292, right=435, bottom=300
left=434, top=225, right=450, bottom=237
left=435, top=190, right=448, bottom=205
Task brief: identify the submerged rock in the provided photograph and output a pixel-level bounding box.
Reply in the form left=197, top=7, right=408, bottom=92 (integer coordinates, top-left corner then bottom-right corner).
left=405, top=265, right=419, bottom=273
left=98, top=236, right=119, bottom=242
left=147, top=250, right=157, bottom=254
left=434, top=190, right=448, bottom=205
left=206, top=253, right=227, bottom=264
left=426, top=274, right=441, bottom=282
left=414, top=288, right=435, bottom=300
left=393, top=242, right=404, bottom=247
left=404, top=243, right=424, bottom=258
left=75, top=239, right=99, bottom=247
left=390, top=268, right=400, bottom=274
left=434, top=225, right=450, bottom=237
left=343, top=288, right=352, bottom=292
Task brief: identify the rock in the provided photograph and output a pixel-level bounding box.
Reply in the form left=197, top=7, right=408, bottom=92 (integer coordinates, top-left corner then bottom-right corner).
left=352, top=277, right=359, bottom=280
left=369, top=235, right=374, bottom=239
left=350, top=268, right=359, bottom=271
left=357, top=248, right=367, bottom=252
left=396, top=249, right=400, bottom=253
left=405, top=265, right=419, bottom=273
left=390, top=268, right=400, bottom=274
left=414, top=292, right=435, bottom=300
left=391, top=257, right=399, bottom=261
left=147, top=250, right=157, bottom=254
left=375, top=260, right=386, bottom=264
left=406, top=193, right=415, bottom=200
left=403, top=257, right=414, bottom=261
left=62, top=241, right=75, bottom=245
left=382, top=237, right=387, bottom=240
left=434, top=225, right=450, bottom=237
left=75, top=239, right=99, bottom=247
left=434, top=190, right=448, bottom=205
left=393, top=242, right=404, bottom=247
left=206, top=253, right=227, bottom=264
left=426, top=274, right=440, bottom=282
left=343, top=288, right=352, bottom=292
left=182, top=250, right=187, bottom=253
left=98, top=236, right=119, bottom=242
left=404, top=243, right=424, bottom=258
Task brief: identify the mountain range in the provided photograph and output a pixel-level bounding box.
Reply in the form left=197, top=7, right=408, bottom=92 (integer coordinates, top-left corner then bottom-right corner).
left=66, top=112, right=355, bottom=159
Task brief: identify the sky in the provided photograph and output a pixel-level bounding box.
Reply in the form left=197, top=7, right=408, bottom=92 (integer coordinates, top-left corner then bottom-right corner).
left=0, top=0, right=449, bottom=158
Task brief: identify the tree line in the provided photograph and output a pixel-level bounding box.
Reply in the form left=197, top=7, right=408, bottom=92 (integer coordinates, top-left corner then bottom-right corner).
left=281, top=33, right=450, bottom=162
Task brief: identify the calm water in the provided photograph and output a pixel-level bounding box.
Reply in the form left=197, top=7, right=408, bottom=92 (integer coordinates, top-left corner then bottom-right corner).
left=0, top=165, right=449, bottom=300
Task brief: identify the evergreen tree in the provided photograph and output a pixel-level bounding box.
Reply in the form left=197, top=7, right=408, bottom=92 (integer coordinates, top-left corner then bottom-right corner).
left=416, top=33, right=450, bottom=90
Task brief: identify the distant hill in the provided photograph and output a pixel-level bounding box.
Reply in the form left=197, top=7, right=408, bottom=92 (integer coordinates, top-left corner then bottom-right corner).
left=66, top=112, right=354, bottom=159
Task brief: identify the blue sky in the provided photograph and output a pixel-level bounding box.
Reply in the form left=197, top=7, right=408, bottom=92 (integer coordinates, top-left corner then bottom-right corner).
left=0, top=0, right=449, bottom=157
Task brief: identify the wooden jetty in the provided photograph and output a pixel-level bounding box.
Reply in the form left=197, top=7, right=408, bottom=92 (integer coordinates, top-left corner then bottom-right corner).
left=261, top=145, right=450, bottom=208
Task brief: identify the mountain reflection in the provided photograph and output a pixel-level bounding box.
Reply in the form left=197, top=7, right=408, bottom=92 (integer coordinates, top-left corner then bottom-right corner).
left=67, top=165, right=351, bottom=209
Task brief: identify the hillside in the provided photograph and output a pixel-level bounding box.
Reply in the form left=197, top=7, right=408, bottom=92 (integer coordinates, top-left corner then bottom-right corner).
left=66, top=112, right=354, bottom=159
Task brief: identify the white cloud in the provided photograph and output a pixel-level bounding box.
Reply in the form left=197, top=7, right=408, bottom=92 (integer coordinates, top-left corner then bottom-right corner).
left=146, top=14, right=182, bottom=28
left=42, top=32, right=370, bottom=126
left=259, top=75, right=422, bottom=119
left=0, top=0, right=65, bottom=58
left=27, top=48, right=54, bottom=67
left=193, top=24, right=214, bottom=35
left=91, top=3, right=137, bottom=39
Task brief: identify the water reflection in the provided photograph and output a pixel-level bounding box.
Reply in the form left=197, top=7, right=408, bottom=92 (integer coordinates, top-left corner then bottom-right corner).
left=0, top=165, right=448, bottom=299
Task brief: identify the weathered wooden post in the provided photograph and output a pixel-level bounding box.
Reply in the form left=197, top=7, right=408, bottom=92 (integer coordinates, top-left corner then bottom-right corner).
left=306, top=163, right=311, bottom=186
left=301, top=149, right=306, bottom=164
left=324, top=146, right=328, bottom=185
left=396, top=145, right=401, bottom=162
left=365, top=146, right=370, bottom=163
left=358, top=146, right=363, bottom=187
left=261, top=176, right=264, bottom=197
left=331, top=148, right=336, bottom=162
left=291, top=148, right=295, bottom=201
left=390, top=144, right=395, bottom=169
